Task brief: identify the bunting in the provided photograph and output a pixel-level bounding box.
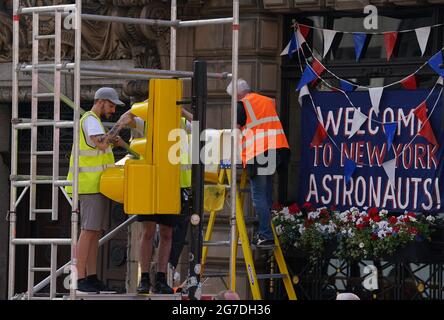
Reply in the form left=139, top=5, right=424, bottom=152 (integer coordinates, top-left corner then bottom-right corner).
left=349, top=109, right=368, bottom=138
left=383, top=32, right=398, bottom=61
left=400, top=75, right=417, bottom=90
left=344, top=158, right=357, bottom=185
left=353, top=33, right=367, bottom=62
left=369, top=87, right=384, bottom=116
left=310, top=123, right=328, bottom=147
left=415, top=27, right=431, bottom=56
left=382, top=159, right=396, bottom=188
left=383, top=123, right=397, bottom=151
left=340, top=80, right=357, bottom=92
left=413, top=101, right=438, bottom=145
left=323, top=29, right=337, bottom=58
left=296, top=65, right=318, bottom=91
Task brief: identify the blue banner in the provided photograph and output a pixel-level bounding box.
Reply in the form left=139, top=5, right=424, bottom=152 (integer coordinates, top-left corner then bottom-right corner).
left=299, top=89, right=444, bottom=213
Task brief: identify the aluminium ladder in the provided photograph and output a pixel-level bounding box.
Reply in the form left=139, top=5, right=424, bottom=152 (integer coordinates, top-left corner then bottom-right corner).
left=201, top=165, right=297, bottom=300
left=9, top=2, right=82, bottom=300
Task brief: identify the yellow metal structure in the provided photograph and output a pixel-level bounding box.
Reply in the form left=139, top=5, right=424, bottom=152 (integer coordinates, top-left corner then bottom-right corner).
left=201, top=167, right=297, bottom=300
left=100, top=79, right=182, bottom=215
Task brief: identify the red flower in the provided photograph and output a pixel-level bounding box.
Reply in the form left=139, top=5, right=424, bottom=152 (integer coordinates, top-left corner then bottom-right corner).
left=288, top=203, right=300, bottom=215
left=363, top=216, right=370, bottom=223
left=372, top=215, right=381, bottom=222
left=320, top=209, right=329, bottom=218
left=406, top=212, right=416, bottom=218
left=356, top=223, right=366, bottom=230
left=393, top=226, right=400, bottom=233
left=302, top=202, right=314, bottom=212
left=409, top=226, right=418, bottom=235
left=388, top=216, right=397, bottom=225
left=368, top=207, right=379, bottom=217
left=371, top=234, right=378, bottom=240
left=272, top=202, right=283, bottom=211
left=330, top=205, right=337, bottom=211
left=304, top=219, right=314, bottom=227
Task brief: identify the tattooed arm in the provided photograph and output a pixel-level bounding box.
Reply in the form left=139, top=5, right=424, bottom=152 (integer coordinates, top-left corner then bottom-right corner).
left=91, top=111, right=137, bottom=149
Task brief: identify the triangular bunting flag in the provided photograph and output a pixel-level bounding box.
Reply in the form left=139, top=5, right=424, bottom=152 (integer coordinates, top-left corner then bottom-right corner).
left=415, top=27, right=430, bottom=56
left=382, top=159, right=396, bottom=188
left=344, top=158, right=356, bottom=185
left=414, top=101, right=438, bottom=145
left=428, top=51, right=444, bottom=77
left=296, top=65, right=318, bottom=91
left=323, top=29, right=337, bottom=58
left=310, top=123, right=328, bottom=147
left=369, top=87, right=384, bottom=116
left=401, top=75, right=417, bottom=90
left=299, top=25, right=310, bottom=39
left=340, top=79, right=357, bottom=92
left=280, top=39, right=291, bottom=56
left=383, top=123, right=397, bottom=151
left=384, top=32, right=398, bottom=61
left=349, top=109, right=368, bottom=139
left=311, top=59, right=326, bottom=76
left=288, top=32, right=298, bottom=59
left=353, top=33, right=367, bottom=62
left=438, top=77, right=443, bottom=86
left=296, top=28, right=306, bottom=48
left=298, top=85, right=309, bottom=105
left=309, top=59, right=326, bottom=86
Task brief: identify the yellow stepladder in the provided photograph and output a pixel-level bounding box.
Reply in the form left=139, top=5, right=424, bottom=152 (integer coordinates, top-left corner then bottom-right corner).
left=201, top=166, right=297, bottom=300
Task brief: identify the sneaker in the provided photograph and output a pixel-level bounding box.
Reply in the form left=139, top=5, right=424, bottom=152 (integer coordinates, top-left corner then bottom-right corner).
left=152, top=279, right=174, bottom=294
left=91, top=278, right=116, bottom=293
left=76, top=278, right=99, bottom=294
left=137, top=278, right=151, bottom=294
left=253, top=235, right=274, bottom=247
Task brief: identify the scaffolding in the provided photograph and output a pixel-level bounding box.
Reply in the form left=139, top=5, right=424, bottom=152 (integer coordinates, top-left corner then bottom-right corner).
left=9, top=0, right=239, bottom=300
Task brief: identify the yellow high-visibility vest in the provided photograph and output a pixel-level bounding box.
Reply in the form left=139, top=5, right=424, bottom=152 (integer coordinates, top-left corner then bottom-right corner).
left=180, top=117, right=192, bottom=188
left=65, top=111, right=115, bottom=195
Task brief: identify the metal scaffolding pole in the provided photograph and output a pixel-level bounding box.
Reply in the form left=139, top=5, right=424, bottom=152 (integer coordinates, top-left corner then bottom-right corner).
left=8, top=0, right=19, bottom=300
left=229, top=0, right=240, bottom=292
left=171, top=0, right=177, bottom=71
left=70, top=0, right=82, bottom=300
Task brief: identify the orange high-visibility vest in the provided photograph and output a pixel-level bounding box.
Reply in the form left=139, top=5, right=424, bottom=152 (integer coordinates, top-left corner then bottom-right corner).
left=240, top=93, right=289, bottom=166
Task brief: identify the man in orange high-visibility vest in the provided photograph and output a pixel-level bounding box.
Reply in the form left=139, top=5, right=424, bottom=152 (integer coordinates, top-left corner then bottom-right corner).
left=227, top=79, right=290, bottom=247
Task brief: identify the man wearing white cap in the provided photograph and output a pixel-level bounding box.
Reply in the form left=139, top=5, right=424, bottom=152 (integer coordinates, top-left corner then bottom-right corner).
left=66, top=87, right=126, bottom=293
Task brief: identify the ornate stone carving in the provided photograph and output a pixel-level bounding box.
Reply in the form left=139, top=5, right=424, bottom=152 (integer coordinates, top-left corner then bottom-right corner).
left=0, top=1, right=168, bottom=68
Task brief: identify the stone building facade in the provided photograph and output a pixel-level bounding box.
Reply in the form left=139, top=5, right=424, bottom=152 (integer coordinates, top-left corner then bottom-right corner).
left=0, top=0, right=442, bottom=299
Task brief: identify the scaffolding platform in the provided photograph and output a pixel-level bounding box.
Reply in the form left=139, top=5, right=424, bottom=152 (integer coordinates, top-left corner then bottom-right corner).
left=66, top=293, right=183, bottom=300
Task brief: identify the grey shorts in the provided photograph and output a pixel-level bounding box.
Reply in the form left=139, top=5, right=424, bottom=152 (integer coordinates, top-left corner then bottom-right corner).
left=79, top=193, right=109, bottom=231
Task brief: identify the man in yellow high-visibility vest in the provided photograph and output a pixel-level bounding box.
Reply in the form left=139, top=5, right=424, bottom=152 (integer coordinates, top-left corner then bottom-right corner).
left=66, top=87, right=126, bottom=293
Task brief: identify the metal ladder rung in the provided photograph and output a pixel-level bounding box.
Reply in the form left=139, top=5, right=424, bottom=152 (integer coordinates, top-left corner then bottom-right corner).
left=13, top=119, right=74, bottom=129
left=11, top=175, right=67, bottom=181
left=256, top=273, right=286, bottom=280
left=19, top=63, right=75, bottom=72
left=31, top=267, right=51, bottom=272
left=34, top=151, right=54, bottom=156
left=203, top=240, right=230, bottom=247
left=12, top=180, right=71, bottom=187
left=33, top=93, right=55, bottom=98
left=32, top=209, right=53, bottom=214
left=12, top=238, right=71, bottom=245
left=19, top=4, right=76, bottom=14
left=202, top=272, right=229, bottom=278
left=34, top=35, right=56, bottom=40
